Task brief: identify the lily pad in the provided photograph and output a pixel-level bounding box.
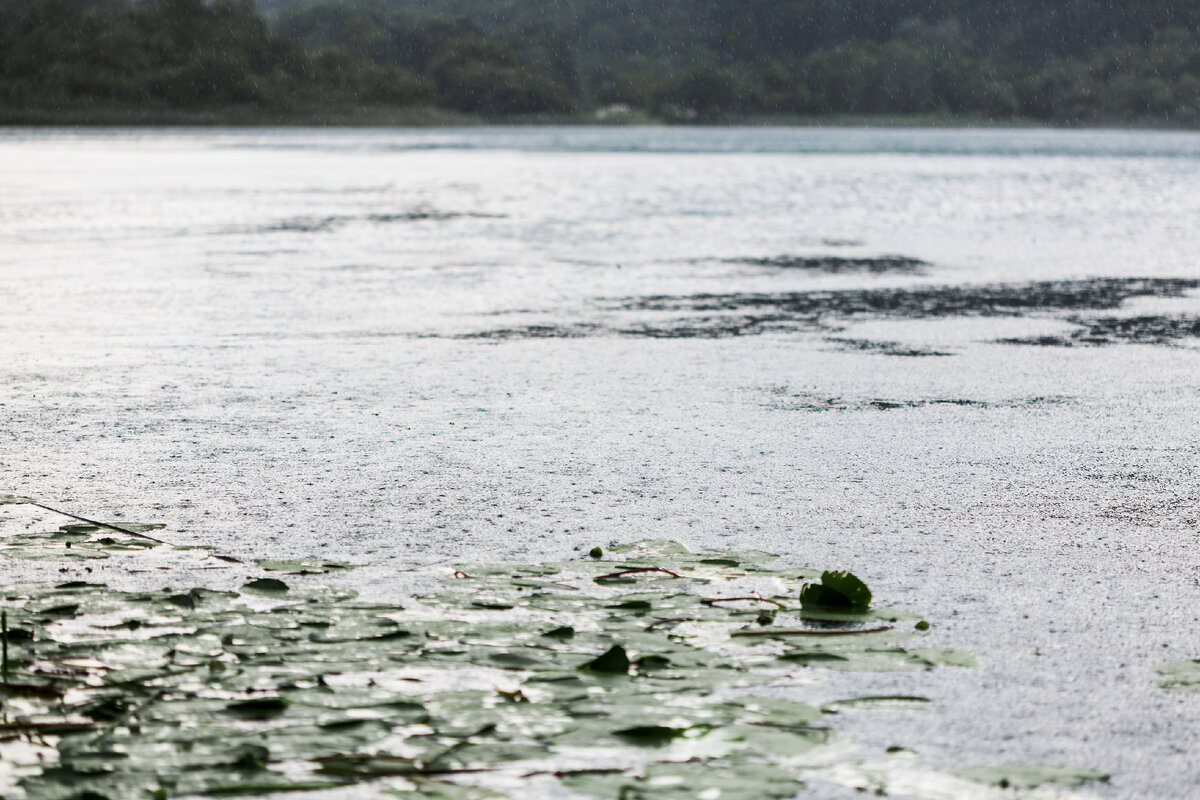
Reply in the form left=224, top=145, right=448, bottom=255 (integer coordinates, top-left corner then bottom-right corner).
left=0, top=535, right=976, bottom=800
left=1156, top=659, right=1200, bottom=692
left=822, top=696, right=932, bottom=712
left=256, top=559, right=359, bottom=574
left=800, top=571, right=871, bottom=612
left=241, top=577, right=290, bottom=596
left=580, top=645, right=632, bottom=674
left=561, top=761, right=804, bottom=799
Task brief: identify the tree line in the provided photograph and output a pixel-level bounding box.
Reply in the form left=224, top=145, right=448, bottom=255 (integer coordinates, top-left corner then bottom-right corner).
left=1, top=0, right=1198, bottom=123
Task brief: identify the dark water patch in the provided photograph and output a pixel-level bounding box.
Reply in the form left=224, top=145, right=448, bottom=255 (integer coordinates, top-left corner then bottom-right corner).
left=1078, top=469, right=1173, bottom=485
left=457, top=323, right=604, bottom=341
left=261, top=215, right=344, bottom=233
left=457, top=316, right=799, bottom=341
left=244, top=209, right=504, bottom=235
left=456, top=279, right=1198, bottom=342
left=999, top=315, right=1200, bottom=347
left=622, top=278, right=1200, bottom=318
left=729, top=255, right=928, bottom=273
left=614, top=315, right=791, bottom=339
left=824, top=337, right=954, bottom=357
left=367, top=209, right=504, bottom=223
left=761, top=388, right=1066, bottom=413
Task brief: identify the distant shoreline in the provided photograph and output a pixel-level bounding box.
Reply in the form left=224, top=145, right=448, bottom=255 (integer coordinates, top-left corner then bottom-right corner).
left=1, top=105, right=1195, bottom=130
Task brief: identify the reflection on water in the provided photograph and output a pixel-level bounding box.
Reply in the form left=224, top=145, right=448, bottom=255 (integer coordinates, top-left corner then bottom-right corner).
left=5, top=125, right=1200, bottom=157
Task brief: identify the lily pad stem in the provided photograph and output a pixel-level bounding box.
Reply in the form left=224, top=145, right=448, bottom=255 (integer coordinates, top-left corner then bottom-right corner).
left=23, top=501, right=170, bottom=545
left=731, top=626, right=894, bottom=638
left=594, top=567, right=683, bottom=580
left=701, top=596, right=787, bottom=608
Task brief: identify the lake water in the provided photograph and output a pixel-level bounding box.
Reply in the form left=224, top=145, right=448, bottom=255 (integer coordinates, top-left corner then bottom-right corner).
left=2, top=126, right=1199, bottom=797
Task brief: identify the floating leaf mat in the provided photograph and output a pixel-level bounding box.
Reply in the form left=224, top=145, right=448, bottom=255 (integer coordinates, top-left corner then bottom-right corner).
left=1, top=528, right=1110, bottom=799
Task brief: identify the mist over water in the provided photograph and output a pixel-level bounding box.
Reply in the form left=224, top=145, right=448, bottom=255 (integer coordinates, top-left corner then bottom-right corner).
left=2, top=127, right=1200, bottom=798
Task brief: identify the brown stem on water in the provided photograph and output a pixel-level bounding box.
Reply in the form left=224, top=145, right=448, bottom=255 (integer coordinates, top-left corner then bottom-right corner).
left=595, top=567, right=682, bottom=580
left=748, top=722, right=831, bottom=732
left=701, top=596, right=787, bottom=608
left=731, top=626, right=893, bottom=638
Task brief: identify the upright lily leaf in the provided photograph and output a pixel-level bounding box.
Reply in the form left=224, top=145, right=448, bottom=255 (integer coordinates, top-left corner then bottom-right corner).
left=1156, top=659, right=1200, bottom=692
left=800, top=570, right=872, bottom=611
left=580, top=645, right=631, bottom=674
left=242, top=577, right=290, bottom=596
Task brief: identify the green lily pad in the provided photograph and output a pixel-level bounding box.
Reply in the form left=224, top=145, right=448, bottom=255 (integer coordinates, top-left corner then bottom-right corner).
left=580, top=645, right=631, bottom=674
left=821, top=695, right=932, bottom=712
left=1157, top=659, right=1200, bottom=692
left=0, top=534, right=976, bottom=800
left=608, top=540, right=693, bottom=556
left=561, top=760, right=804, bottom=799
left=0, top=524, right=168, bottom=562
left=386, top=780, right=508, bottom=799
left=241, top=578, right=290, bottom=596
left=800, top=571, right=871, bottom=612
left=256, top=559, right=359, bottom=574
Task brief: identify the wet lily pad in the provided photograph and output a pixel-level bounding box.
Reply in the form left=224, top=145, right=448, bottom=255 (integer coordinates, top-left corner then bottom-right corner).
left=580, top=645, right=632, bottom=674
left=241, top=577, right=290, bottom=596
left=822, top=696, right=932, bottom=712
left=0, top=524, right=165, bottom=561
left=800, top=570, right=871, bottom=612
left=1156, top=659, right=1200, bottom=692
left=0, top=536, right=977, bottom=800
left=256, top=559, right=359, bottom=574
left=561, top=761, right=804, bottom=800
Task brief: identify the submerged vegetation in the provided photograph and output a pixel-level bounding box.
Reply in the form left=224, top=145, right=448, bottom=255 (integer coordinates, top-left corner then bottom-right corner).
left=1, top=0, right=1199, bottom=123
left=0, top=496, right=1117, bottom=799
left=460, top=277, right=1200, bottom=343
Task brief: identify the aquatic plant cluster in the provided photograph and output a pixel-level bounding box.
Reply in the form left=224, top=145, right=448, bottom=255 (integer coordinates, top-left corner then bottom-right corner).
left=0, top=506, right=1119, bottom=800
left=1, top=0, right=1199, bottom=122
left=464, top=277, right=1200, bottom=346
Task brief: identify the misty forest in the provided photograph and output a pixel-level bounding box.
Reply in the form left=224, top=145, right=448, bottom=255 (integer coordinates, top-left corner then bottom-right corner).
left=2, top=0, right=1200, bottom=123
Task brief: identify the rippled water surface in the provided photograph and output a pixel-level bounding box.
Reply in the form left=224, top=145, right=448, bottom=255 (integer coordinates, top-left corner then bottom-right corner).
left=2, top=127, right=1200, bottom=798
